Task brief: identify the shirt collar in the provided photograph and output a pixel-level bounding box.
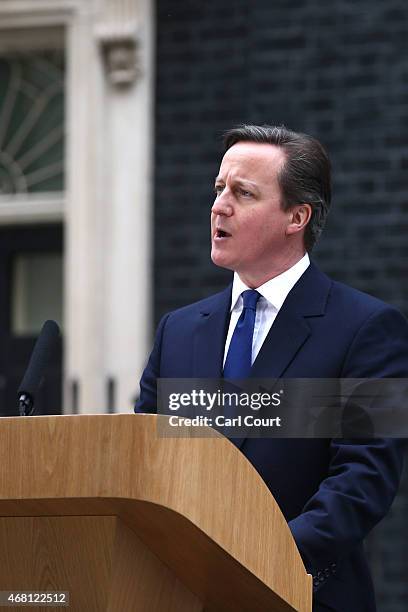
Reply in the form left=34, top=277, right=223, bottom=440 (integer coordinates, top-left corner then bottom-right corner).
left=230, top=253, right=310, bottom=312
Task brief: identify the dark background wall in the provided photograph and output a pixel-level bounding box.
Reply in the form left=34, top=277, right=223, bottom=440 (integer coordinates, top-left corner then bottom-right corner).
left=154, top=1, right=408, bottom=609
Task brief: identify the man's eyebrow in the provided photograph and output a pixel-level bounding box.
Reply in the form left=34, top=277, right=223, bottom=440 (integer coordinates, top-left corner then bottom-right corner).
left=234, top=178, right=258, bottom=188
left=214, top=176, right=259, bottom=188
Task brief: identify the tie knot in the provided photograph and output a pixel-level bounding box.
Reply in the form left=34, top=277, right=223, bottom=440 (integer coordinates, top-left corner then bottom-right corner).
left=241, top=289, right=260, bottom=311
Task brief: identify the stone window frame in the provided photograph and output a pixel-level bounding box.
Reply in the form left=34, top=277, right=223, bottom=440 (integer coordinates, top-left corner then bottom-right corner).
left=0, top=1, right=80, bottom=225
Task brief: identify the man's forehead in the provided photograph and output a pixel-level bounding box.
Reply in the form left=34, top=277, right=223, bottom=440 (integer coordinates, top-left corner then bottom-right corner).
left=217, top=141, right=285, bottom=179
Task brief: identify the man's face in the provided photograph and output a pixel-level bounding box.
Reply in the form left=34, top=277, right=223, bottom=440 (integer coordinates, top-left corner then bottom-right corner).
left=211, top=142, right=295, bottom=286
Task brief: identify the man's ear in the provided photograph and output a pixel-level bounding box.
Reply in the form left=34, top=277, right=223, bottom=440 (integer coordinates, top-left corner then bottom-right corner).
left=286, top=204, right=312, bottom=236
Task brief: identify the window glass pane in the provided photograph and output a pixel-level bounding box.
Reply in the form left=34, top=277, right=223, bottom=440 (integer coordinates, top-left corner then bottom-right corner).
left=11, top=253, right=63, bottom=336
left=0, top=49, right=64, bottom=194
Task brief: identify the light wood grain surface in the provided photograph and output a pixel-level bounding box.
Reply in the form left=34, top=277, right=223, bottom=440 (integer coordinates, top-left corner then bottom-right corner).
left=0, top=414, right=312, bottom=611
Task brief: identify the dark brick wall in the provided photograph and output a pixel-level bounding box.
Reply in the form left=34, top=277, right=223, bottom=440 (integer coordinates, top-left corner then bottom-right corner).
left=154, top=1, right=408, bottom=609
left=155, top=1, right=250, bottom=318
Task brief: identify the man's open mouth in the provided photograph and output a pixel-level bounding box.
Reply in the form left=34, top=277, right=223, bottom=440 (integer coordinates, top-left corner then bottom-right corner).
left=215, top=229, right=232, bottom=239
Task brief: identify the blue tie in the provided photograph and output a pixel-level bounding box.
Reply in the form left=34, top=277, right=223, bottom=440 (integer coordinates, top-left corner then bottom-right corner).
left=222, top=290, right=260, bottom=446
left=224, top=289, right=261, bottom=379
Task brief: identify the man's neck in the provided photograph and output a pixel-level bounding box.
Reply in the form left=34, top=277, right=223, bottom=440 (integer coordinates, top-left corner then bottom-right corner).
left=237, top=252, right=308, bottom=289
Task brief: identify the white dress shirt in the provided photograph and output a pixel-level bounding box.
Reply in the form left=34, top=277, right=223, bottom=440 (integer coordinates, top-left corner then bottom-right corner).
left=223, top=254, right=310, bottom=367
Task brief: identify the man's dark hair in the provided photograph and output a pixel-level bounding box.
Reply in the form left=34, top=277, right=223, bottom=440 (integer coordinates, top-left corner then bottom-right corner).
left=223, top=124, right=331, bottom=251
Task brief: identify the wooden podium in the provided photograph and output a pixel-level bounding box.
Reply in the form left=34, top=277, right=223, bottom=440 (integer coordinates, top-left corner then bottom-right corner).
left=0, top=414, right=312, bottom=611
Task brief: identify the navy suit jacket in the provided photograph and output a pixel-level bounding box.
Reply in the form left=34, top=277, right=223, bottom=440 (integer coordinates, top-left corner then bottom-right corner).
left=136, top=263, right=408, bottom=612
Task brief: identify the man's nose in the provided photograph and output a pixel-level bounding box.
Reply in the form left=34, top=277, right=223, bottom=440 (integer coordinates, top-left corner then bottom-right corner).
left=211, top=191, right=233, bottom=216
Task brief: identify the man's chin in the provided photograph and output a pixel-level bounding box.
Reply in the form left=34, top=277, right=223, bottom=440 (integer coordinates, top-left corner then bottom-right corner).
left=210, top=251, right=234, bottom=271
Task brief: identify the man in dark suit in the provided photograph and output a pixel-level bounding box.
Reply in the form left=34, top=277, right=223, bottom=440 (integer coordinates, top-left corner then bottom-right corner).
left=136, top=125, right=408, bottom=611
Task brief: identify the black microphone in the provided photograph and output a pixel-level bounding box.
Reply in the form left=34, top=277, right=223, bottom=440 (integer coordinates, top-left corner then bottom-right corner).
left=17, top=320, right=61, bottom=416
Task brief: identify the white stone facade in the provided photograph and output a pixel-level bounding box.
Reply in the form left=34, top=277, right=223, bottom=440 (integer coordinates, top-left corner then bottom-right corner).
left=0, top=0, right=154, bottom=413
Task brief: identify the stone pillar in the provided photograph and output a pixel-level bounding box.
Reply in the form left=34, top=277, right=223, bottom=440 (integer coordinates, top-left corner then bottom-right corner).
left=65, top=0, right=153, bottom=412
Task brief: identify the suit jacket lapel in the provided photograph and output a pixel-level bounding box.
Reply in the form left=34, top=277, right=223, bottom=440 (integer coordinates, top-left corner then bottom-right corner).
left=192, top=286, right=232, bottom=377
left=250, top=306, right=311, bottom=379
left=251, top=263, right=331, bottom=379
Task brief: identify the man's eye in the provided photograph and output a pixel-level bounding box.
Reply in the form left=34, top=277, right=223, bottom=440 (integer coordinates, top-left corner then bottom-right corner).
left=214, top=185, right=224, bottom=196
left=239, top=188, right=252, bottom=197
